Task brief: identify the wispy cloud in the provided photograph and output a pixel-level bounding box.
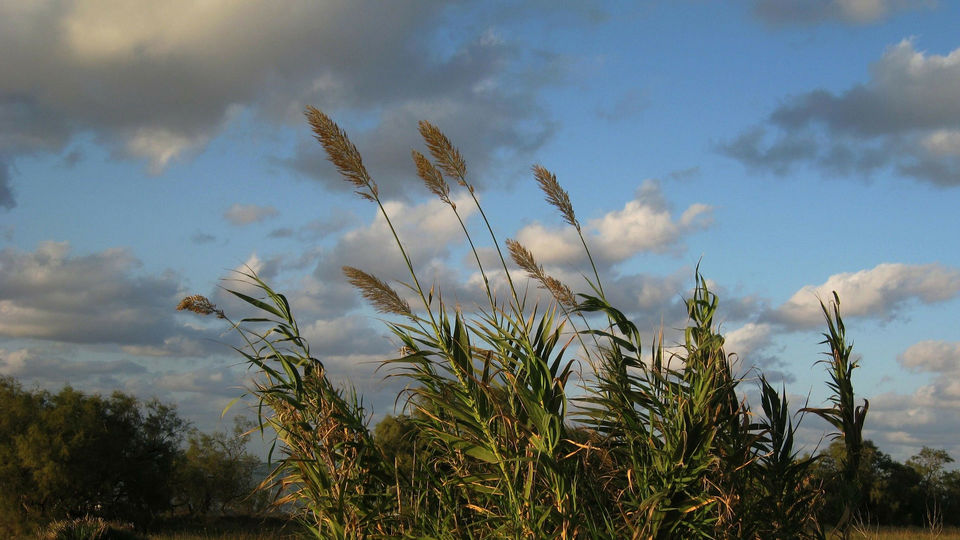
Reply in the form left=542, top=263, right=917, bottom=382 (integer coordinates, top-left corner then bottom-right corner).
left=224, top=203, right=279, bottom=225
left=751, top=0, right=935, bottom=26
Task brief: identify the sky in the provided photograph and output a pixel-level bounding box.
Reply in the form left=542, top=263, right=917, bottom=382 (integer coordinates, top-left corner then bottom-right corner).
left=1, top=0, right=959, bottom=463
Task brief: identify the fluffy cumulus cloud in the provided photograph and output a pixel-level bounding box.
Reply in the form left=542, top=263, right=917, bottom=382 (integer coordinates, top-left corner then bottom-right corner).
left=305, top=194, right=481, bottom=305
left=515, top=179, right=712, bottom=267
left=721, top=39, right=960, bottom=186
left=767, top=262, right=960, bottom=328
left=223, top=203, right=279, bottom=226
left=722, top=322, right=796, bottom=382
left=751, top=0, right=934, bottom=25
left=0, top=1, right=569, bottom=208
left=898, top=340, right=960, bottom=374
left=0, top=241, right=214, bottom=350
left=867, top=344, right=960, bottom=459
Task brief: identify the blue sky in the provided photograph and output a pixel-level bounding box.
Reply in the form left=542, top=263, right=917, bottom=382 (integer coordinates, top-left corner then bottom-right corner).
left=2, top=0, right=959, bottom=462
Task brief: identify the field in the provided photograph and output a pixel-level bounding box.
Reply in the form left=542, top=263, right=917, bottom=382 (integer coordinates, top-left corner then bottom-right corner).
left=142, top=524, right=960, bottom=540
left=847, top=527, right=960, bottom=539
left=144, top=517, right=302, bottom=539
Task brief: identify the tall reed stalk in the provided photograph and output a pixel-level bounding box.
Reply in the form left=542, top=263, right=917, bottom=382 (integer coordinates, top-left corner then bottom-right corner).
left=805, top=293, right=870, bottom=540
left=179, top=108, right=867, bottom=539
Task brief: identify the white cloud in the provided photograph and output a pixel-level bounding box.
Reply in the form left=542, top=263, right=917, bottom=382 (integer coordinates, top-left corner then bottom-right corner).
left=770, top=263, right=960, bottom=328
left=224, top=203, right=279, bottom=225
left=725, top=322, right=776, bottom=359
left=922, top=129, right=960, bottom=156
left=515, top=179, right=712, bottom=266
left=315, top=194, right=479, bottom=287
left=898, top=340, right=960, bottom=373
left=721, top=322, right=795, bottom=381
left=514, top=224, right=584, bottom=266
left=155, top=366, right=246, bottom=397
left=126, top=128, right=206, bottom=173
left=301, top=315, right=392, bottom=356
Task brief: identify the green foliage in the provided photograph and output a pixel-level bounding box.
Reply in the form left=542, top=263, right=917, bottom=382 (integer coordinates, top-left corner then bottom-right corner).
left=0, top=379, right=269, bottom=536
left=0, top=378, right=186, bottom=534
left=908, top=447, right=954, bottom=490
left=175, top=417, right=264, bottom=516
left=212, top=269, right=392, bottom=539
left=180, top=108, right=881, bottom=538
left=40, top=516, right=144, bottom=540
left=805, top=293, right=870, bottom=539
left=372, top=415, right=417, bottom=482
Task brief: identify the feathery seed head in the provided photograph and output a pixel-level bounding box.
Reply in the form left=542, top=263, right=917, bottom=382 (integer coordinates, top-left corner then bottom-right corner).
left=176, top=295, right=225, bottom=318
left=305, top=106, right=378, bottom=199
left=412, top=150, right=454, bottom=207
left=543, top=275, right=578, bottom=311
left=506, top=238, right=541, bottom=278
left=533, top=165, right=578, bottom=231
left=506, top=239, right=577, bottom=310
left=418, top=120, right=467, bottom=183
left=343, top=266, right=412, bottom=317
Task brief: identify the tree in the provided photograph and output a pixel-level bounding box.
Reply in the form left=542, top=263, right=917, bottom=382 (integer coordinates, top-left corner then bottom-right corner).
left=175, top=417, right=262, bottom=516
left=373, top=414, right=418, bottom=481
left=907, top=447, right=954, bottom=491
left=0, top=378, right=187, bottom=532
left=0, top=377, right=44, bottom=535
left=907, top=446, right=954, bottom=526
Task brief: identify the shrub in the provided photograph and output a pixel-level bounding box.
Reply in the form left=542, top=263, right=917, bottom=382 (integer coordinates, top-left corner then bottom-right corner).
left=39, top=516, right=143, bottom=540
left=0, top=381, right=186, bottom=534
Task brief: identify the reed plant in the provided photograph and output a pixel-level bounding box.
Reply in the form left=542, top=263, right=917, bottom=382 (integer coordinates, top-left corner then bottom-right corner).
left=179, top=108, right=869, bottom=538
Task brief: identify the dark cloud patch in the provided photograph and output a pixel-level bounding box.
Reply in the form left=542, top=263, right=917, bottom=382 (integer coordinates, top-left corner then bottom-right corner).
left=267, top=227, right=294, bottom=239
left=0, top=2, right=569, bottom=207
left=0, top=348, right=147, bottom=381
left=721, top=40, right=960, bottom=187
left=268, top=211, right=358, bottom=242
left=0, top=242, right=209, bottom=348
left=866, top=388, right=960, bottom=462
left=190, top=231, right=217, bottom=244
left=666, top=166, right=701, bottom=183
left=718, top=127, right=819, bottom=176
left=751, top=0, right=934, bottom=26
left=223, top=203, right=278, bottom=226
left=596, top=88, right=649, bottom=122
left=288, top=79, right=557, bottom=199
left=0, top=159, right=13, bottom=210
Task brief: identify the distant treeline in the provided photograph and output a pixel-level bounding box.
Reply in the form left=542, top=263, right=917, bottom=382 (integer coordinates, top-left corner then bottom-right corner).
left=0, top=377, right=267, bottom=536
left=3, top=374, right=958, bottom=537
left=813, top=438, right=959, bottom=528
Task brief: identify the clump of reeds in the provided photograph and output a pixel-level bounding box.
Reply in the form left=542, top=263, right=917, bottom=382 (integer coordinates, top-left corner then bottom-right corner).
left=179, top=108, right=869, bottom=539
left=40, top=516, right=142, bottom=540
